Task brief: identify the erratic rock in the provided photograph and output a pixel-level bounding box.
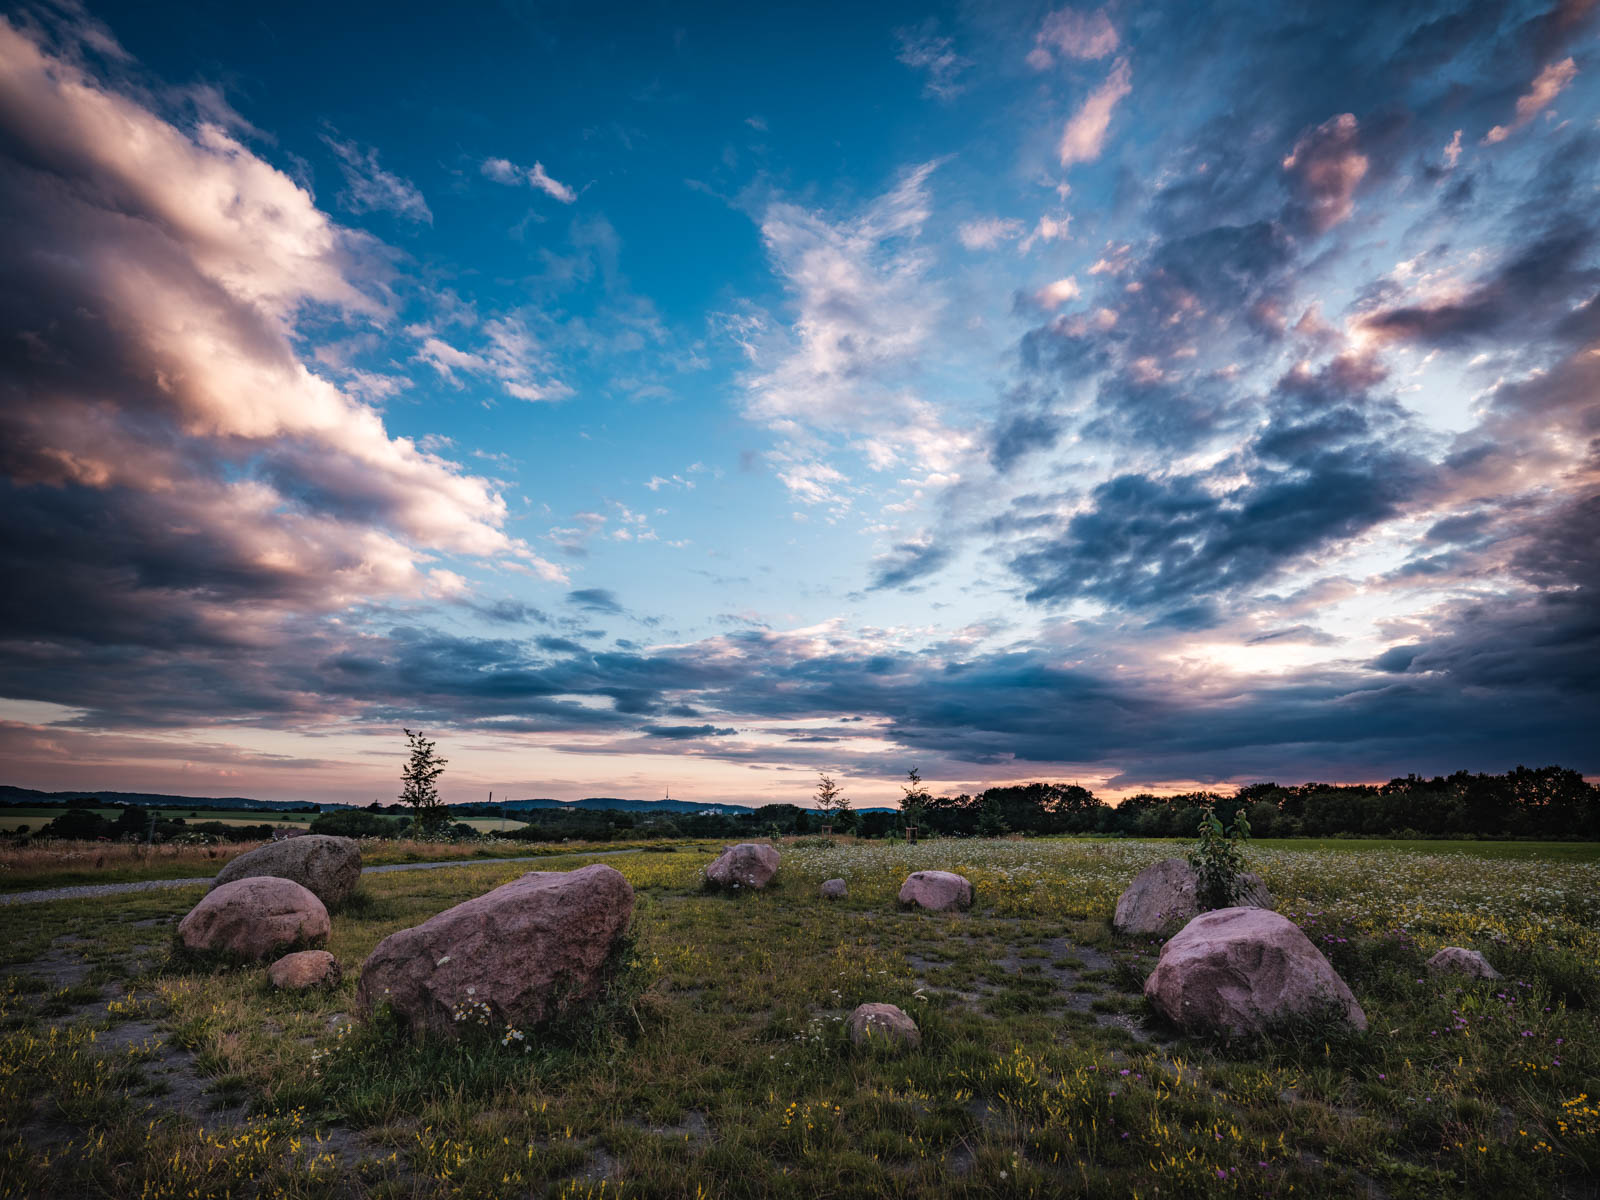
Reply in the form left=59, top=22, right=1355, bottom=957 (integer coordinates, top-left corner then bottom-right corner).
left=179, top=877, right=330, bottom=961
left=1113, top=858, right=1272, bottom=936
left=705, top=843, right=781, bottom=890
left=212, top=835, right=362, bottom=908
left=1426, top=946, right=1500, bottom=980
left=821, top=878, right=847, bottom=900
left=1144, top=907, right=1366, bottom=1035
left=898, top=870, right=973, bottom=912
left=847, top=1002, right=920, bottom=1049
left=269, top=949, right=342, bottom=990
left=356, top=864, right=634, bottom=1038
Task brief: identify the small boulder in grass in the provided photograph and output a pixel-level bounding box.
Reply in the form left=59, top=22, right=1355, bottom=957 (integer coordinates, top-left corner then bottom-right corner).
left=847, top=1002, right=920, bottom=1050
left=820, top=878, right=847, bottom=900
left=179, top=877, right=330, bottom=962
left=897, top=870, right=973, bottom=912
left=704, top=843, right=781, bottom=890
left=1426, top=947, right=1501, bottom=980
left=269, top=949, right=342, bottom=990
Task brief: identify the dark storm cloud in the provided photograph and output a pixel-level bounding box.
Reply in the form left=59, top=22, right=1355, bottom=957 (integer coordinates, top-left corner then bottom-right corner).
left=1007, top=359, right=1430, bottom=619
left=868, top=538, right=954, bottom=590
left=638, top=724, right=737, bottom=739
left=566, top=588, right=623, bottom=614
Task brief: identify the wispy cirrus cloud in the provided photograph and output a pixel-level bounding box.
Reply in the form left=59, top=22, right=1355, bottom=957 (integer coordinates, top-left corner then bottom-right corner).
left=894, top=20, right=970, bottom=100
left=1026, top=7, right=1118, bottom=70
left=1058, top=57, right=1131, bottom=166
left=321, top=131, right=432, bottom=223
left=481, top=155, right=578, bottom=202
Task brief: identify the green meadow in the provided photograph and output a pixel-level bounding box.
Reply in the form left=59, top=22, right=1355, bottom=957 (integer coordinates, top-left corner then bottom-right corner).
left=1, top=837, right=1596, bottom=1198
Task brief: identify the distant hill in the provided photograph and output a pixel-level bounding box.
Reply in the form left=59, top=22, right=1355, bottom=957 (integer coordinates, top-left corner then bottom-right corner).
left=1, top=785, right=895, bottom=817
left=478, top=797, right=757, bottom=815
left=0, top=785, right=315, bottom=811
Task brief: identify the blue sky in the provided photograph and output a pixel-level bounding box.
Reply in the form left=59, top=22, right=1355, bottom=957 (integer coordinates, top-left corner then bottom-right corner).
left=0, top=0, right=1596, bottom=807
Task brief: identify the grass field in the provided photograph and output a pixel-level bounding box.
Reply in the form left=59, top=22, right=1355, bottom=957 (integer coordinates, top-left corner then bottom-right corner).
left=1, top=838, right=1597, bottom=1198
left=0, top=838, right=678, bottom=894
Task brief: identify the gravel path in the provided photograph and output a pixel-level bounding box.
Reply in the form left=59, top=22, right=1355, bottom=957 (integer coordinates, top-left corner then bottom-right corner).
left=0, top=848, right=646, bottom=906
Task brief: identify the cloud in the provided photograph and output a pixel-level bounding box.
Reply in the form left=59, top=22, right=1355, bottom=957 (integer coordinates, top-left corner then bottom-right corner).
left=957, top=216, right=1024, bottom=250
left=0, top=17, right=565, bottom=670
left=480, top=156, right=577, bottom=203
left=1485, top=57, right=1577, bottom=143
left=1282, top=113, right=1368, bottom=232
left=1028, top=277, right=1081, bottom=310
left=1027, top=7, right=1118, bottom=69
left=639, top=724, right=737, bottom=739
left=321, top=132, right=431, bottom=223
left=567, top=588, right=623, bottom=614
left=894, top=20, right=970, bottom=100
left=868, top=535, right=953, bottom=590
left=1059, top=57, right=1132, bottom=167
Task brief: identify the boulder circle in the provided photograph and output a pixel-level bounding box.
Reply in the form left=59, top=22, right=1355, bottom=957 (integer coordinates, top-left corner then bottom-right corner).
left=1143, top=906, right=1367, bottom=1035
left=356, top=864, right=635, bottom=1038
left=847, top=1002, right=920, bottom=1050
left=898, top=870, right=973, bottom=912
left=705, top=843, right=781, bottom=890
left=1113, top=857, right=1273, bottom=936
left=820, top=878, right=848, bottom=900
left=1426, top=946, right=1501, bottom=980
left=178, top=876, right=330, bottom=961
left=268, top=949, right=342, bottom=990
left=212, top=835, right=363, bottom=908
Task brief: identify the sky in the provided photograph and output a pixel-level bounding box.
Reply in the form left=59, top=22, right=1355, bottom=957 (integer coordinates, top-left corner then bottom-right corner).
left=0, top=0, right=1596, bottom=809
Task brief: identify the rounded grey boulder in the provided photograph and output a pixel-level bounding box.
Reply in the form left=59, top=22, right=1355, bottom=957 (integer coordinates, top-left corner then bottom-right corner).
left=1143, top=906, right=1366, bottom=1035
left=1114, top=857, right=1272, bottom=936
left=705, top=843, right=781, bottom=890
left=897, top=870, right=973, bottom=911
left=212, top=835, right=362, bottom=908
left=821, top=878, right=847, bottom=899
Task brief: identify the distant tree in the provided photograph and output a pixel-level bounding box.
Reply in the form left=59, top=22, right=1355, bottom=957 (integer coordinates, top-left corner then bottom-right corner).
left=813, top=772, right=852, bottom=828
left=400, top=729, right=448, bottom=834
left=900, top=766, right=931, bottom=828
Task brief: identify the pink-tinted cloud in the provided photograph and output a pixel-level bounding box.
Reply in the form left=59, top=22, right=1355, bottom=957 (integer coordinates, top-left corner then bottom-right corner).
left=1485, top=57, right=1578, bottom=143
left=1058, top=57, right=1132, bottom=167
left=1282, top=113, right=1368, bottom=232
left=1027, top=7, right=1118, bottom=69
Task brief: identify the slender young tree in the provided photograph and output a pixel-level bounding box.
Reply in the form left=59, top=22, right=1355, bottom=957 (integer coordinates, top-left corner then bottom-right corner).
left=400, top=728, right=448, bottom=834
left=814, top=771, right=852, bottom=828
left=900, top=766, right=930, bottom=828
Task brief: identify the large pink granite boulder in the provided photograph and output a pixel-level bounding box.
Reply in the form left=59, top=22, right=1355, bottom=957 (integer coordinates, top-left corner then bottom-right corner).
left=704, top=843, right=781, bottom=890
left=897, top=870, right=973, bottom=912
left=1143, top=907, right=1367, bottom=1035
left=212, top=835, right=362, bottom=907
left=356, top=864, right=634, bottom=1038
left=179, top=877, right=330, bottom=961
left=1113, top=858, right=1272, bottom=935
left=847, top=1002, right=920, bottom=1049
